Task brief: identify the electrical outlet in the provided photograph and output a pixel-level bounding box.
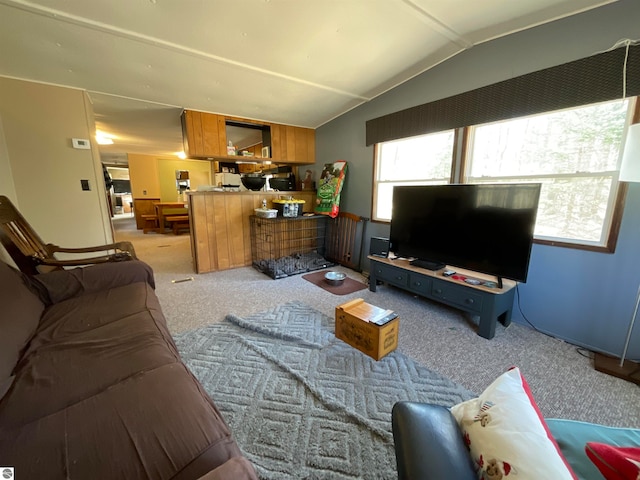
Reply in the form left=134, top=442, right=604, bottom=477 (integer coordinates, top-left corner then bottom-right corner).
left=81, top=179, right=90, bottom=191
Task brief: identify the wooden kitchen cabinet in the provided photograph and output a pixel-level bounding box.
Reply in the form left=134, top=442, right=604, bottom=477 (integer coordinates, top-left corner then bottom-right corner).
left=181, top=110, right=226, bottom=158
left=182, top=109, right=314, bottom=164
left=270, top=124, right=315, bottom=164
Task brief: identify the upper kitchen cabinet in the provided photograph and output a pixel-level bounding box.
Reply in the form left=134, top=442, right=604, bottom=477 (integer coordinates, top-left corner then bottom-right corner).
left=182, top=110, right=315, bottom=164
left=270, top=124, right=315, bottom=165
left=181, top=110, right=226, bottom=158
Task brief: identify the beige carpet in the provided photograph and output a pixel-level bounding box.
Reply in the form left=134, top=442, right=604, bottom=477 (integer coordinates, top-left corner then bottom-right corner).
left=114, top=216, right=640, bottom=429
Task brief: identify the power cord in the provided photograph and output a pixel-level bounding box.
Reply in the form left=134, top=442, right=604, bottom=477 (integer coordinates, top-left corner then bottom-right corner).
left=517, top=285, right=640, bottom=369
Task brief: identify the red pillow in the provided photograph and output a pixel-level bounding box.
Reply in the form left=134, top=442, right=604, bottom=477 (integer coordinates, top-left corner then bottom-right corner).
left=585, top=442, right=640, bottom=480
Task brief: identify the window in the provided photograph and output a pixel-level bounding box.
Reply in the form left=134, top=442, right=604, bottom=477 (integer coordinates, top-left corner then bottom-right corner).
left=467, top=99, right=633, bottom=248
left=373, top=97, right=636, bottom=251
left=373, top=130, right=455, bottom=221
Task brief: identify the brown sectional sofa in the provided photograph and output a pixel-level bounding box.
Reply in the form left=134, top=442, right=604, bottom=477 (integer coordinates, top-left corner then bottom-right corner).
left=0, top=259, right=257, bottom=480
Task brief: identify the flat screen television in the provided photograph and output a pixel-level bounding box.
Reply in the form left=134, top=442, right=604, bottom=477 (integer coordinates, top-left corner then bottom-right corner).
left=389, top=183, right=541, bottom=283
left=112, top=179, right=131, bottom=194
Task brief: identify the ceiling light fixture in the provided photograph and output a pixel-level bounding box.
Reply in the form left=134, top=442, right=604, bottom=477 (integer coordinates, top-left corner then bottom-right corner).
left=95, top=131, right=114, bottom=145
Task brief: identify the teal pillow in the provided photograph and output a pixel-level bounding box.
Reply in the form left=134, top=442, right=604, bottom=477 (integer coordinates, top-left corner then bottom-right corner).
left=547, top=418, right=640, bottom=480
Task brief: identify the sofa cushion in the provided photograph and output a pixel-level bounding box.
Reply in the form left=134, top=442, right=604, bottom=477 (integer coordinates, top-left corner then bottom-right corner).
left=451, top=367, right=576, bottom=480
left=29, top=260, right=155, bottom=304
left=0, top=261, right=44, bottom=394
left=0, top=362, right=242, bottom=479
left=0, top=281, right=176, bottom=428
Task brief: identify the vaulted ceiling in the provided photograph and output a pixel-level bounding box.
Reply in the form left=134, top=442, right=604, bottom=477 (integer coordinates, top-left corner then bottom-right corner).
left=0, top=0, right=616, bottom=163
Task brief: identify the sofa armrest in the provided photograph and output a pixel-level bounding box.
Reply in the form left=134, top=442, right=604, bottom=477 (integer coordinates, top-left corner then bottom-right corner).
left=196, top=457, right=258, bottom=480
left=392, top=402, right=476, bottom=480
left=29, top=260, right=155, bottom=304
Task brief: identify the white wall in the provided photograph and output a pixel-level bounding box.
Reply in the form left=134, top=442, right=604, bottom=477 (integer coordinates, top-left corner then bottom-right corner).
left=0, top=77, right=112, bottom=252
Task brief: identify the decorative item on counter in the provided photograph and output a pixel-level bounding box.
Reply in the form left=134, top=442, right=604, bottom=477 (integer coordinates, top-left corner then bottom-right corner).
left=301, top=169, right=315, bottom=190
left=273, top=197, right=305, bottom=217
left=315, top=160, right=347, bottom=218
left=227, top=141, right=236, bottom=156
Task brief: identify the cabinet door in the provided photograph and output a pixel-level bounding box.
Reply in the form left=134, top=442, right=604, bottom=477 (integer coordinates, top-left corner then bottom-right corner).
left=182, top=110, right=227, bottom=158
left=269, top=124, right=315, bottom=164
left=289, top=126, right=315, bottom=164
left=304, top=127, right=315, bottom=164
left=270, top=123, right=286, bottom=161
left=201, top=112, right=226, bottom=157
left=181, top=110, right=204, bottom=157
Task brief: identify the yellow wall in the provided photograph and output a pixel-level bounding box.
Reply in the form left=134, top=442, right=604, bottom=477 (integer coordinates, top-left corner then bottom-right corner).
left=157, top=158, right=211, bottom=201
left=128, top=153, right=161, bottom=199
left=128, top=154, right=211, bottom=202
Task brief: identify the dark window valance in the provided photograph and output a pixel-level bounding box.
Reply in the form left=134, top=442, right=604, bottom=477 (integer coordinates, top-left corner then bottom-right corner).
left=365, top=44, right=640, bottom=146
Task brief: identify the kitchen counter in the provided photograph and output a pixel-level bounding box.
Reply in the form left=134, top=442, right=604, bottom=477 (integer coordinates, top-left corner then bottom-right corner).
left=188, top=190, right=316, bottom=273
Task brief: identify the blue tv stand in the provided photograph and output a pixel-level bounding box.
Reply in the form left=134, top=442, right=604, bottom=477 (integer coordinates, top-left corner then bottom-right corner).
left=368, top=256, right=517, bottom=339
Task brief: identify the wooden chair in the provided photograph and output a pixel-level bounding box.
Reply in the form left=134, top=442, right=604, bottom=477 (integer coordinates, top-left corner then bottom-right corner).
left=0, top=195, right=137, bottom=275
left=165, top=214, right=190, bottom=235
left=141, top=214, right=159, bottom=234
left=324, top=212, right=369, bottom=271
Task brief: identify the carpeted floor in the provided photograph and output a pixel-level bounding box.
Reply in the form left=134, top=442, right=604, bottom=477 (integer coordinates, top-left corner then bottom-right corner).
left=114, top=216, right=640, bottom=429
left=174, top=301, right=473, bottom=479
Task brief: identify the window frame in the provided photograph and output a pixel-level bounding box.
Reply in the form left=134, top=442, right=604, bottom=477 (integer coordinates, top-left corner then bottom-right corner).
left=371, top=129, right=458, bottom=222
left=371, top=97, right=639, bottom=254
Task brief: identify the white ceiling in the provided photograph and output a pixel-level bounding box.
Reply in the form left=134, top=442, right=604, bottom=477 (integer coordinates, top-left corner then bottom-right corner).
left=0, top=0, right=615, bottom=164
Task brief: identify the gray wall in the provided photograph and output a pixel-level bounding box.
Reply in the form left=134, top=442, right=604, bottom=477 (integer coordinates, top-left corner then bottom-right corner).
left=316, top=0, right=640, bottom=358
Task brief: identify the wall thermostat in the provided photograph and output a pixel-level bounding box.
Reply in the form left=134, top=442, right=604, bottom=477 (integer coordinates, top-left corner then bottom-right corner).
left=72, top=138, right=91, bottom=149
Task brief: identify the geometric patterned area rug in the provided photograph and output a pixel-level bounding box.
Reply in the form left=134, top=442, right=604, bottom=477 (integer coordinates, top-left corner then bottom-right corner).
left=173, top=301, right=474, bottom=480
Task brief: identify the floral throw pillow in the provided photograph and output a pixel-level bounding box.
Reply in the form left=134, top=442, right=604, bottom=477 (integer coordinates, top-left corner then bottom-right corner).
left=450, top=367, right=576, bottom=480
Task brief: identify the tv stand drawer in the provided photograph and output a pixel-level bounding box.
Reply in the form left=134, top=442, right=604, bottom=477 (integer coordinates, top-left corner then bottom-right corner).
left=432, top=282, right=484, bottom=314
left=408, top=274, right=431, bottom=296
left=372, top=262, right=409, bottom=288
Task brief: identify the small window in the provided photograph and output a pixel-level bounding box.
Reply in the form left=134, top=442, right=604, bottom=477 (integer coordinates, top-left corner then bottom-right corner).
left=373, top=130, right=455, bottom=221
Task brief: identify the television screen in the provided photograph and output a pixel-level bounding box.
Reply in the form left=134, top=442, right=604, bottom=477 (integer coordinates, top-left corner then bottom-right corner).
left=389, top=183, right=541, bottom=282
left=112, top=179, right=131, bottom=194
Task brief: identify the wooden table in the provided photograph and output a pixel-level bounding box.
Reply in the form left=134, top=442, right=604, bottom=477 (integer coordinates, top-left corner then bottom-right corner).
left=154, top=202, right=188, bottom=233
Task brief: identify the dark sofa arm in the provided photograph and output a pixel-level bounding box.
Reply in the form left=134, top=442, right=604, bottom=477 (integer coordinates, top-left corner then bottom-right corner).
left=28, top=260, right=156, bottom=304
left=392, top=402, right=476, bottom=480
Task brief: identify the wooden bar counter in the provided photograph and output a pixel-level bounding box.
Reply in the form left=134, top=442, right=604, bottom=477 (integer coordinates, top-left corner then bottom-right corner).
left=188, top=190, right=316, bottom=273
